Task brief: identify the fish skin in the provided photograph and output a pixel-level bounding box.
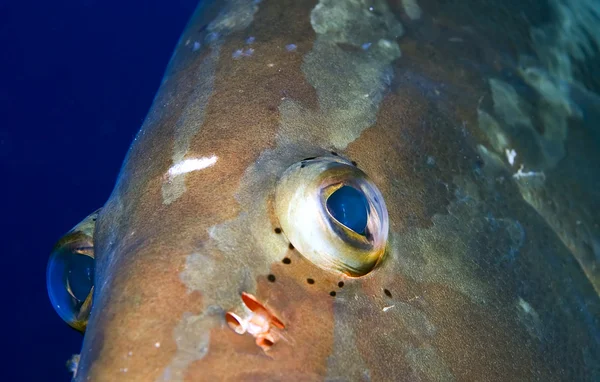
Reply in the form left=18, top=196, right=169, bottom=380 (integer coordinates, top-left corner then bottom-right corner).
left=70, top=0, right=600, bottom=381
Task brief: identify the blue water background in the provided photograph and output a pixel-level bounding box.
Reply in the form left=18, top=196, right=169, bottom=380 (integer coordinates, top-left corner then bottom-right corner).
left=0, top=1, right=197, bottom=380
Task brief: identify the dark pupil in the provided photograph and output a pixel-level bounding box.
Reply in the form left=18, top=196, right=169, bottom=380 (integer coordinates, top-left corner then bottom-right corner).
left=67, top=255, right=95, bottom=302
left=326, top=185, right=369, bottom=235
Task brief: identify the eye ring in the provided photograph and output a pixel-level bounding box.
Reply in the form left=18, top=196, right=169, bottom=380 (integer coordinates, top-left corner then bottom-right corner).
left=275, top=156, right=388, bottom=276
left=46, top=210, right=99, bottom=332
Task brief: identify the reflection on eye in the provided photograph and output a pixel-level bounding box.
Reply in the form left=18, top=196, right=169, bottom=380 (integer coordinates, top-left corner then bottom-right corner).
left=46, top=210, right=98, bottom=332
left=275, top=156, right=388, bottom=276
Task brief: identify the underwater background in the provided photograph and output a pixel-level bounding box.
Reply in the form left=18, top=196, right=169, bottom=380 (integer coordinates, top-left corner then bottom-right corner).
left=0, top=0, right=198, bottom=380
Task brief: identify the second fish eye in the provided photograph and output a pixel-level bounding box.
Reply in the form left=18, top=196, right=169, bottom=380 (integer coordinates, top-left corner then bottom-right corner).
left=46, top=211, right=98, bottom=332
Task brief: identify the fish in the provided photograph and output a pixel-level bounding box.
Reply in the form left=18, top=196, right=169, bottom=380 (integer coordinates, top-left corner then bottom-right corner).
left=47, top=0, right=600, bottom=380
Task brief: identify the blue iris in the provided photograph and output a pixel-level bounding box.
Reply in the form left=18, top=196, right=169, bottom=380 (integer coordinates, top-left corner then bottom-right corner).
left=47, top=250, right=94, bottom=322
left=326, top=186, right=369, bottom=234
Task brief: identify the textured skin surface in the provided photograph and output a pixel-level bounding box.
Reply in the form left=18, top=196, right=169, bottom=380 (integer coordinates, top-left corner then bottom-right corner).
left=72, top=0, right=599, bottom=380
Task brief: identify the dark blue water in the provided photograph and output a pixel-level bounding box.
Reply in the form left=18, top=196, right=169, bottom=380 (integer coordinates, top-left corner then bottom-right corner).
left=0, top=1, right=197, bottom=380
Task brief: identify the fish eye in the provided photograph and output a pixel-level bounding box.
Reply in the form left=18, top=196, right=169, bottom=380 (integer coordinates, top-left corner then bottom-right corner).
left=46, top=211, right=98, bottom=332
left=275, top=156, right=388, bottom=276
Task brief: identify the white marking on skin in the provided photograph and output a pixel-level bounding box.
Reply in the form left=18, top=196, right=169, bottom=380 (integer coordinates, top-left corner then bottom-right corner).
left=161, top=46, right=220, bottom=205
left=167, top=156, right=218, bottom=178
left=513, top=165, right=545, bottom=180
left=161, top=310, right=218, bottom=381
left=383, top=305, right=395, bottom=312
left=155, top=342, right=161, bottom=348
left=505, top=148, right=516, bottom=166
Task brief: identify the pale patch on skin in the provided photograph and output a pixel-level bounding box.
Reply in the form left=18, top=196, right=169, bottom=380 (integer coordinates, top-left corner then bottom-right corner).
left=476, top=109, right=510, bottom=154
left=404, top=344, right=456, bottom=382
left=302, top=0, right=403, bottom=149
left=517, top=0, right=590, bottom=127
left=488, top=78, right=565, bottom=168
left=159, top=308, right=221, bottom=382
left=326, top=278, right=444, bottom=380
left=391, top=176, right=524, bottom=304
left=182, top=159, right=295, bottom=298
left=480, top=75, right=599, bottom=293
left=402, top=0, right=423, bottom=21
left=489, top=78, right=533, bottom=129
left=477, top=144, right=506, bottom=173
left=325, top=294, right=372, bottom=381
left=207, top=0, right=258, bottom=36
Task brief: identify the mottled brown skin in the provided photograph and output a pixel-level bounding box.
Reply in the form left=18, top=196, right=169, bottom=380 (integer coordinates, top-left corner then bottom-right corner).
left=72, top=0, right=599, bottom=381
